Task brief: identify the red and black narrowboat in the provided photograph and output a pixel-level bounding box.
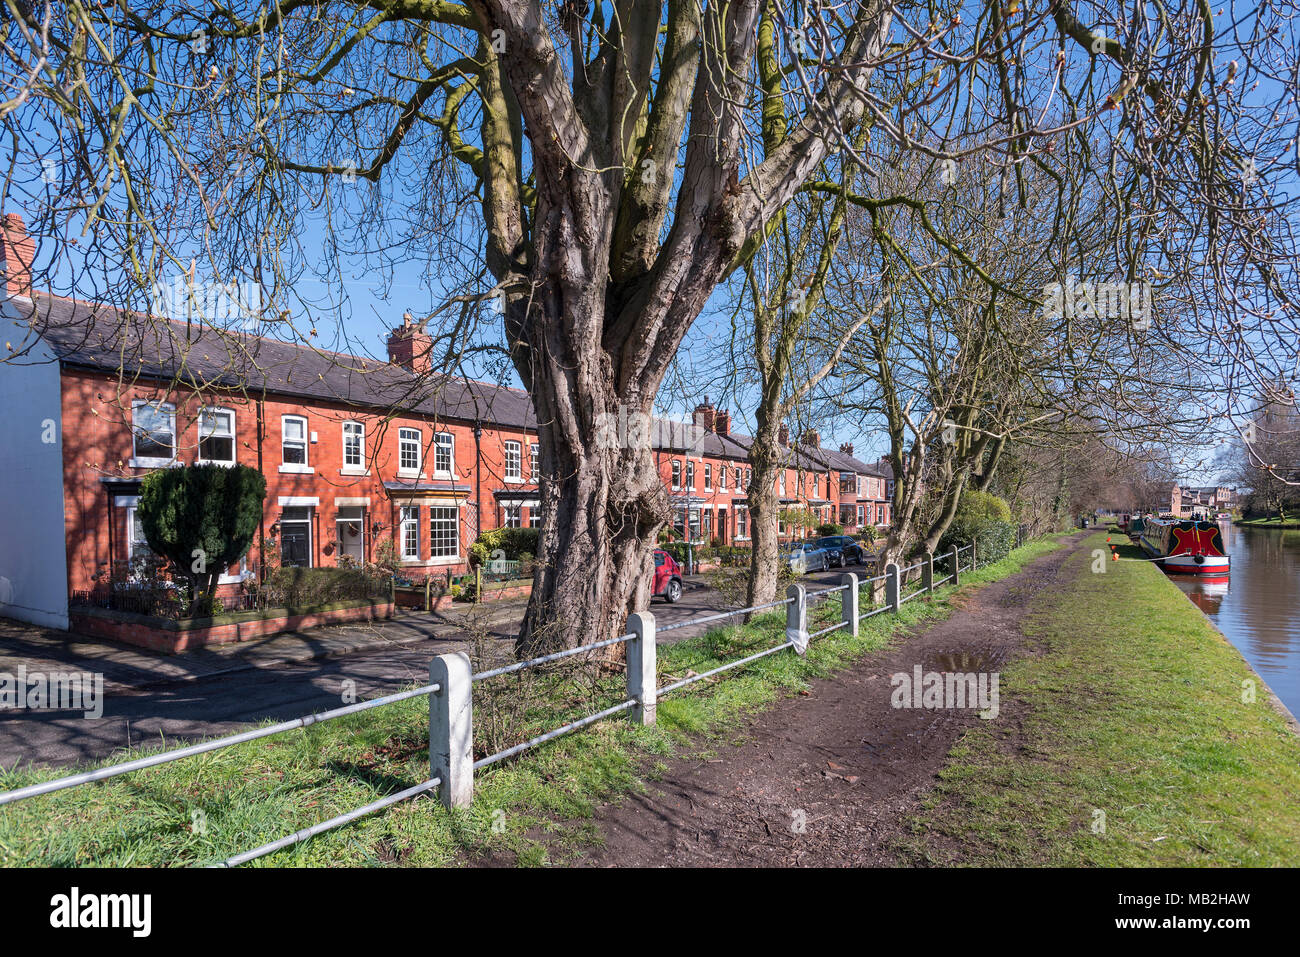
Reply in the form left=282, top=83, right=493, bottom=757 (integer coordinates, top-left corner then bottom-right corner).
left=1137, top=518, right=1230, bottom=580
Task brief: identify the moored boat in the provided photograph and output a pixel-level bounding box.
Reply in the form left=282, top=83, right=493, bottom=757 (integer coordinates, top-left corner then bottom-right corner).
left=1138, top=517, right=1230, bottom=579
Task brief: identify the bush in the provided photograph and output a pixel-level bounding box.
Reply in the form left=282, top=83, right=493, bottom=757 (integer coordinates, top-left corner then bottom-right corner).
left=938, top=489, right=1015, bottom=561
left=816, top=523, right=844, bottom=537
left=267, top=566, right=389, bottom=609
left=138, top=463, right=266, bottom=602
left=972, top=520, right=1017, bottom=564
left=469, top=527, right=541, bottom=567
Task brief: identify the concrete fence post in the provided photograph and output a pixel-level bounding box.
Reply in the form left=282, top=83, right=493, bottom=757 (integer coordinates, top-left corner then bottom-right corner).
left=840, top=573, right=859, bottom=637
left=429, top=653, right=473, bottom=809
left=950, top=545, right=961, bottom=587
left=785, top=583, right=808, bottom=655
left=885, top=562, right=900, bottom=613
left=626, top=611, right=657, bottom=726
left=923, top=553, right=934, bottom=594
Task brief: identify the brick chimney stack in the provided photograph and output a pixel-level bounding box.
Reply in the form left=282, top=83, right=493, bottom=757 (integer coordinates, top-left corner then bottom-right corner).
left=0, top=213, right=35, bottom=297
left=802, top=429, right=820, bottom=448
left=387, top=311, right=433, bottom=374
left=839, top=442, right=854, bottom=456
left=714, top=409, right=731, bottom=435
left=693, top=397, right=717, bottom=432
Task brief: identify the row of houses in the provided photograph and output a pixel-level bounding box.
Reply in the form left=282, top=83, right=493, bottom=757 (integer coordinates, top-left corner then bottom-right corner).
left=1151, top=484, right=1238, bottom=519
left=0, top=216, right=892, bottom=630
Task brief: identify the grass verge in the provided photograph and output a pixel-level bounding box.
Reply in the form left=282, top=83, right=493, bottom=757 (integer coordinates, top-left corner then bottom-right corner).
left=0, top=536, right=1066, bottom=867
left=1233, top=516, right=1300, bottom=529
left=894, top=531, right=1300, bottom=866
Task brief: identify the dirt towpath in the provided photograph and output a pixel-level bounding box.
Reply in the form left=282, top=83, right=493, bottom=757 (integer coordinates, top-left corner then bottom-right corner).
left=574, top=532, right=1089, bottom=866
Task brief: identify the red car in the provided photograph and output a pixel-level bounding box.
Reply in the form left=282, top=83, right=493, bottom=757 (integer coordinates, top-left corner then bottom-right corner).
left=651, top=549, right=683, bottom=603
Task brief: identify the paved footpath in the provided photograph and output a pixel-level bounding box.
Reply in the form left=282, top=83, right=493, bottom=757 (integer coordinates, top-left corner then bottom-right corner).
left=0, top=567, right=847, bottom=770
left=564, top=533, right=1089, bottom=867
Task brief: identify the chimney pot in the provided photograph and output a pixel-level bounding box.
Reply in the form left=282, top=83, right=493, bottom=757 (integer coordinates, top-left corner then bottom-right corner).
left=1, top=213, right=35, bottom=298
left=389, top=314, right=432, bottom=373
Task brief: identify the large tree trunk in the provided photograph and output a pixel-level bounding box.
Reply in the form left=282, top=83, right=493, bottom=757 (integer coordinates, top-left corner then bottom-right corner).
left=518, top=394, right=666, bottom=655
left=744, top=422, right=784, bottom=611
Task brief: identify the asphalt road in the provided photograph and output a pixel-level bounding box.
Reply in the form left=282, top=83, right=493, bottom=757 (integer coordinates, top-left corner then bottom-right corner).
left=0, top=565, right=859, bottom=771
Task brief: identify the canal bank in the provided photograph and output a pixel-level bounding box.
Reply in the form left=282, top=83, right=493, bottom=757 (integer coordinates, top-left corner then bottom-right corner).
left=894, top=531, right=1300, bottom=866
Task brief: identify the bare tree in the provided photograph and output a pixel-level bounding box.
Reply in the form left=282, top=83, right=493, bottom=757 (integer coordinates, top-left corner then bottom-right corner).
left=3, top=0, right=1298, bottom=651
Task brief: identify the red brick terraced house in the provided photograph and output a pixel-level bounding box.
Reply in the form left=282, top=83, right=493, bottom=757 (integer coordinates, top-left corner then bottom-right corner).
left=0, top=225, right=893, bottom=631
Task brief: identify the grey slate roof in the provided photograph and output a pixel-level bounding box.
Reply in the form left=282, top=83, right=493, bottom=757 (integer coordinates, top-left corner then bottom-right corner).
left=16, top=291, right=892, bottom=479
left=15, top=291, right=538, bottom=429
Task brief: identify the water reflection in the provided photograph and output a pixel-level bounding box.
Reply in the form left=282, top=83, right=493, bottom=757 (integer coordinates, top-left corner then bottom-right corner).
left=1172, top=523, right=1300, bottom=716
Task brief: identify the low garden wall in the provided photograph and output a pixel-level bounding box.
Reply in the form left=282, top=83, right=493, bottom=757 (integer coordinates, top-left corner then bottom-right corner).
left=69, top=599, right=395, bottom=654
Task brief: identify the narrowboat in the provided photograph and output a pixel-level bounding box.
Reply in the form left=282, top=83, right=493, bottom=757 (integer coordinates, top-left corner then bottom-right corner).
left=1126, top=515, right=1147, bottom=541
left=1137, top=518, right=1230, bottom=579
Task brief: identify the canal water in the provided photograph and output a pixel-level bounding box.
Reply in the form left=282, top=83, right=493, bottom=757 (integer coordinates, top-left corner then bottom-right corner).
left=1172, top=523, right=1300, bottom=717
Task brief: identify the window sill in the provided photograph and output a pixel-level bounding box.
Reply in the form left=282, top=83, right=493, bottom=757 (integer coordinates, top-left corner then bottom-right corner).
left=503, top=477, right=525, bottom=484
left=396, top=470, right=425, bottom=480
left=279, top=464, right=314, bottom=474
left=129, top=457, right=177, bottom=469
left=339, top=468, right=370, bottom=476
left=197, top=459, right=236, bottom=468
left=401, top=556, right=462, bottom=567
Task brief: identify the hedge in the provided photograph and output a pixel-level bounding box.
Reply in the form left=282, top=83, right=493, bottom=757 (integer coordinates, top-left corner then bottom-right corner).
left=265, top=567, right=390, bottom=608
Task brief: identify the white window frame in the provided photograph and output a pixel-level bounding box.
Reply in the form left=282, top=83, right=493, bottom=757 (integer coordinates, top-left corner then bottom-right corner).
left=197, top=406, right=236, bottom=466
left=130, top=400, right=177, bottom=468
left=704, top=464, right=713, bottom=491
left=530, top=442, right=539, bottom=481
left=686, top=461, right=695, bottom=490
left=124, top=503, right=154, bottom=564
left=433, top=432, right=454, bottom=479
left=400, top=505, right=421, bottom=560
left=719, top=466, right=727, bottom=490
left=501, top=502, right=523, bottom=528
left=671, top=460, right=681, bottom=490
left=281, top=415, right=310, bottom=471
left=736, top=506, right=749, bottom=539
left=504, top=440, right=523, bottom=482
left=342, top=421, right=366, bottom=473
left=429, top=505, right=460, bottom=560
left=398, top=427, right=422, bottom=476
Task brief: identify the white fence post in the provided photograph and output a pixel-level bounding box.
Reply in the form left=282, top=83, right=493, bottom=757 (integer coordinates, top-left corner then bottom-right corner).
left=923, top=552, right=934, bottom=594
left=885, top=562, right=900, bottom=613
left=626, top=611, right=657, bottom=726
left=840, top=573, right=859, bottom=637
left=785, top=583, right=808, bottom=655
left=950, top=545, right=960, bottom=587
left=429, top=653, right=473, bottom=809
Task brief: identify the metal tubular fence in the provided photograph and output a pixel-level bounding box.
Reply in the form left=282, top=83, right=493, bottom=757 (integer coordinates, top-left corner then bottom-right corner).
left=0, top=681, right=442, bottom=807
left=0, top=536, right=1031, bottom=864
left=472, top=632, right=634, bottom=682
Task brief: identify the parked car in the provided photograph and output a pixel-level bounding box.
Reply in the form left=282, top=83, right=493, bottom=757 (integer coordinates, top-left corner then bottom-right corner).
left=815, top=535, right=869, bottom=567
left=784, top=542, right=832, bottom=575
left=652, top=548, right=683, bottom=603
